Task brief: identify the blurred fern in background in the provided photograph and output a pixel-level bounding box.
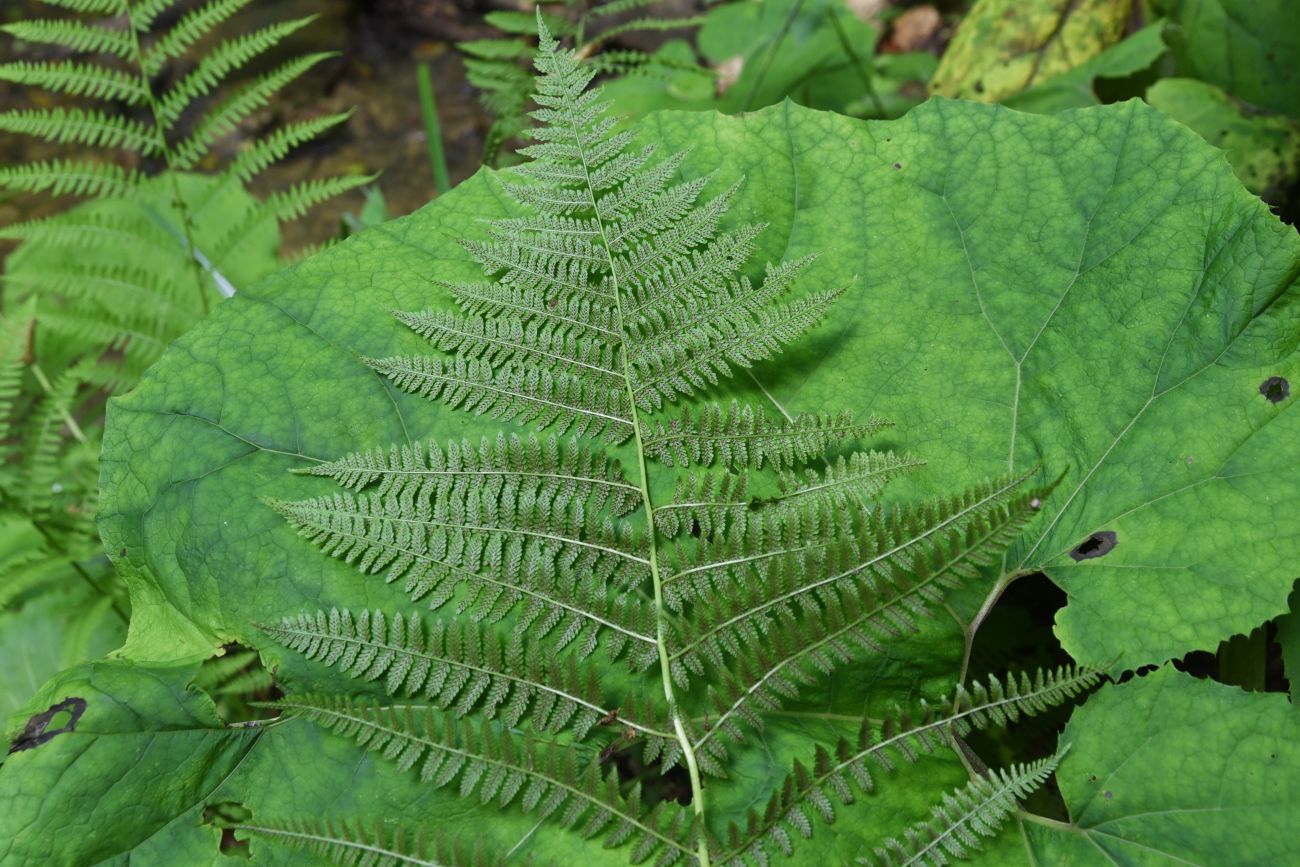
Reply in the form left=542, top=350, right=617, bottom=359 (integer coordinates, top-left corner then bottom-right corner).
left=0, top=0, right=365, bottom=719
left=460, top=0, right=709, bottom=165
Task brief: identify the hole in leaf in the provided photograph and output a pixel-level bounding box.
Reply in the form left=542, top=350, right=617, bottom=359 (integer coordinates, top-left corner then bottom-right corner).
left=963, top=573, right=1089, bottom=821
left=1069, top=531, right=1117, bottom=561
left=202, top=802, right=252, bottom=857
left=7, top=697, right=87, bottom=753
left=195, top=643, right=282, bottom=724
left=603, top=739, right=693, bottom=807
left=1260, top=376, right=1289, bottom=404
left=1173, top=619, right=1288, bottom=693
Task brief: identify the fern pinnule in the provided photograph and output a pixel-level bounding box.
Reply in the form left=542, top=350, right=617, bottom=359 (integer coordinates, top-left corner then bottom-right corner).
left=0, top=106, right=153, bottom=153
left=643, top=402, right=887, bottom=470
left=396, top=308, right=623, bottom=388
left=0, top=301, right=34, bottom=449
left=0, top=60, right=144, bottom=102
left=278, top=695, right=697, bottom=865
left=366, top=355, right=634, bottom=443
left=33, top=0, right=125, bottom=13
left=296, top=433, right=640, bottom=516
left=0, top=159, right=139, bottom=198
left=1, top=19, right=134, bottom=58
left=866, top=754, right=1064, bottom=866
left=235, top=816, right=495, bottom=867
left=943, top=666, right=1103, bottom=730
left=263, top=607, right=674, bottom=755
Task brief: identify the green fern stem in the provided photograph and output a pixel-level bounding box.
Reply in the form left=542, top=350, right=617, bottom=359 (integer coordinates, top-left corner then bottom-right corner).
left=554, top=40, right=714, bottom=864
left=120, top=0, right=210, bottom=316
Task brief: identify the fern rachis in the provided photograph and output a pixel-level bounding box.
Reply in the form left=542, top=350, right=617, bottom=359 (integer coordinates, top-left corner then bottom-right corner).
left=254, top=18, right=1098, bottom=865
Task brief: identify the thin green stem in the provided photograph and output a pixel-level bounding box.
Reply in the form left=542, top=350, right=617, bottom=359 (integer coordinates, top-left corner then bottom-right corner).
left=29, top=363, right=88, bottom=445
left=121, top=0, right=210, bottom=316
left=828, top=6, right=885, bottom=117
left=416, top=63, right=452, bottom=195
left=561, top=64, right=712, bottom=865
left=958, top=569, right=1028, bottom=684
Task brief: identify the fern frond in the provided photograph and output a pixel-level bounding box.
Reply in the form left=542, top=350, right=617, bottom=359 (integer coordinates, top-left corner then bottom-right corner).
left=142, top=0, right=256, bottom=74
left=263, top=608, right=674, bottom=752
left=644, top=402, right=885, bottom=470
left=717, top=669, right=1098, bottom=864
left=296, top=433, right=640, bottom=516
left=0, top=108, right=156, bottom=154
left=0, top=60, right=145, bottom=103
left=1, top=19, right=133, bottom=58
left=0, top=159, right=139, bottom=198
left=235, top=817, right=492, bottom=867
left=867, top=755, right=1063, bottom=866
left=155, top=16, right=317, bottom=128
left=279, top=696, right=697, bottom=865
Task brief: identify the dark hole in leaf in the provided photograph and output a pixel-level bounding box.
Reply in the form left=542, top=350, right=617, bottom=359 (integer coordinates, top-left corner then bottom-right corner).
left=1260, top=376, right=1289, bottom=404
left=690, top=518, right=702, bottom=538
left=1069, top=530, right=1117, bottom=561
left=8, top=697, right=87, bottom=753
left=603, top=738, right=693, bottom=806
left=195, top=643, right=283, bottom=724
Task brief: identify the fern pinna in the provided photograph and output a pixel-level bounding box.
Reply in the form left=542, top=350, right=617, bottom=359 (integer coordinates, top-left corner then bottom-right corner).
left=256, top=19, right=1099, bottom=866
